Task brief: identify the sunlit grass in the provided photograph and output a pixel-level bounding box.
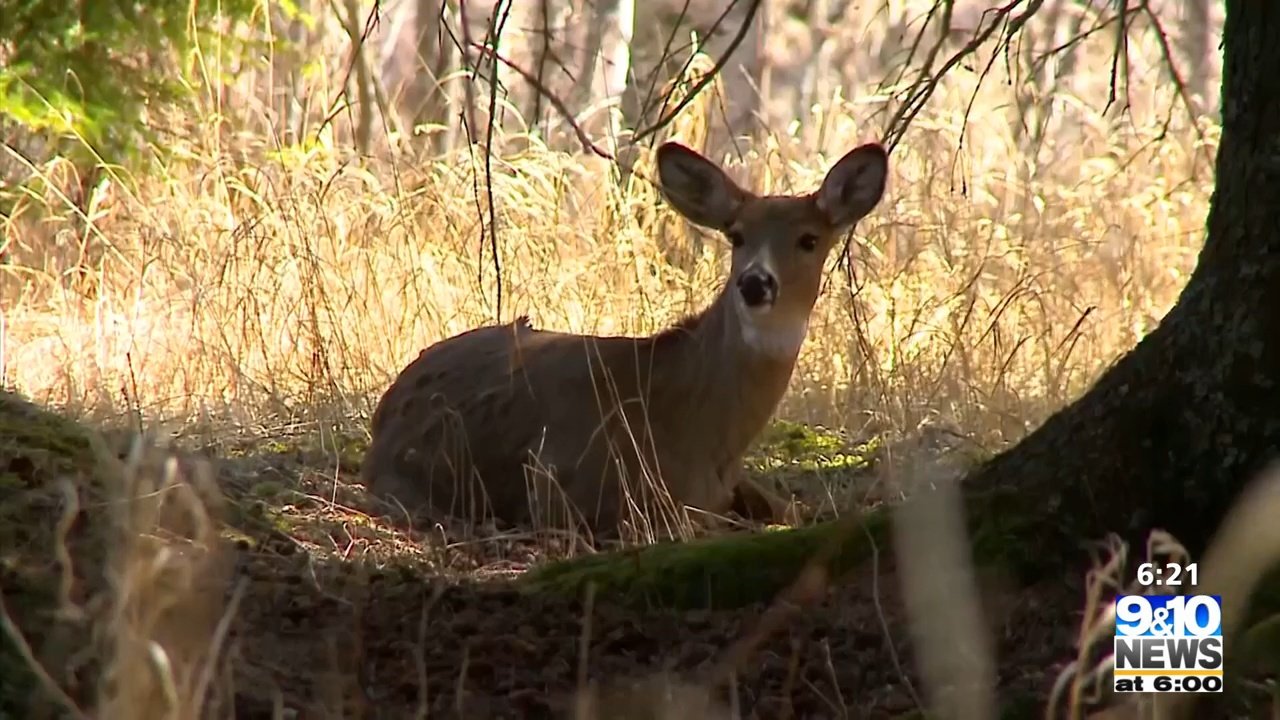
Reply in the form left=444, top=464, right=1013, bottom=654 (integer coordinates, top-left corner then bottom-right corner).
left=2, top=93, right=1215, bottom=452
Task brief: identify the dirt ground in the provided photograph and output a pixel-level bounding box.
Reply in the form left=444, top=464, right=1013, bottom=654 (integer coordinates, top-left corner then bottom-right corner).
left=0, top=402, right=1132, bottom=719
left=226, top=544, right=1079, bottom=719
left=202, top=426, right=1081, bottom=720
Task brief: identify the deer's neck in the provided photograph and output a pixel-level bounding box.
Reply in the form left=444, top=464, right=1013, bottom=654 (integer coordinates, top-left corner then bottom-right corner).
left=645, top=291, right=808, bottom=462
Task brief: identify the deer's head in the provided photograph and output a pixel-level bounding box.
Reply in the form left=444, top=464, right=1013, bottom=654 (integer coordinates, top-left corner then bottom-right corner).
left=657, top=141, right=888, bottom=356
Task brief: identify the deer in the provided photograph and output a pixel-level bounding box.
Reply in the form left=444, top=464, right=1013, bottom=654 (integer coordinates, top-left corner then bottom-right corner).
left=360, top=140, right=888, bottom=537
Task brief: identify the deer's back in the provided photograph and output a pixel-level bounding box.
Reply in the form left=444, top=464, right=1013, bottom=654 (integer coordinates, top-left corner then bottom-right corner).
left=361, top=318, right=688, bottom=529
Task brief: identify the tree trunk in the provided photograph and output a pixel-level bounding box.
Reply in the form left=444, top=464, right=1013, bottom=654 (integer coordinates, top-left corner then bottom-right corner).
left=269, top=0, right=314, bottom=144
left=1182, top=0, right=1216, bottom=117
left=523, top=0, right=554, bottom=133
left=704, top=0, right=764, bottom=157
left=343, top=0, right=375, bottom=155
left=964, top=0, right=1280, bottom=581
left=376, top=0, right=456, bottom=153
left=602, top=0, right=635, bottom=151
left=414, top=0, right=455, bottom=153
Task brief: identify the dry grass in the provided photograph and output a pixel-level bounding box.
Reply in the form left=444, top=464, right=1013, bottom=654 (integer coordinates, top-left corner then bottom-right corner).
left=91, top=446, right=241, bottom=719
left=0, top=433, right=240, bottom=719
left=1, top=62, right=1215, bottom=453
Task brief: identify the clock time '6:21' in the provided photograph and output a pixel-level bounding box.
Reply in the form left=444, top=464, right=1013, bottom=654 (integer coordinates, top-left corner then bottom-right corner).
left=1136, top=562, right=1198, bottom=587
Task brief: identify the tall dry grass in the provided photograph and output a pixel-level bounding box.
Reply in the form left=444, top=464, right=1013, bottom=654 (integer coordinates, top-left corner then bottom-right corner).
left=1, top=74, right=1216, bottom=450
left=0, top=1, right=1219, bottom=460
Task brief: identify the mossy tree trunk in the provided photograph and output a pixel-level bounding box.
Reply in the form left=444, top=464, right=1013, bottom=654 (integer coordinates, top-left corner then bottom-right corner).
left=966, top=0, right=1280, bottom=580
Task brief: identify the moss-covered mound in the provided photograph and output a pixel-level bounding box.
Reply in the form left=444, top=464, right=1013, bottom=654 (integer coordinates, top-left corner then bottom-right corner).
left=0, top=390, right=111, bottom=718
left=521, top=510, right=890, bottom=610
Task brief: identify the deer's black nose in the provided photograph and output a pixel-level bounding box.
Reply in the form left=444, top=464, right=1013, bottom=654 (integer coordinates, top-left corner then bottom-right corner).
left=737, top=271, right=777, bottom=308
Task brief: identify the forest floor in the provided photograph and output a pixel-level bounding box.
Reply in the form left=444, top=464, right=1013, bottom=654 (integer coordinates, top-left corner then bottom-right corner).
left=4, top=398, right=1090, bottom=719
left=217, top=431, right=1077, bottom=719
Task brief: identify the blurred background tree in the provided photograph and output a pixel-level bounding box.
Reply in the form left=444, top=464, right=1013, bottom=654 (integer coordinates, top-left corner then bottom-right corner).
left=0, top=0, right=259, bottom=164
left=0, top=0, right=1222, bottom=175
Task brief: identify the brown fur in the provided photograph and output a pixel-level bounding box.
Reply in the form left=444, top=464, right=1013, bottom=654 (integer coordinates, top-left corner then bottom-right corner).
left=361, top=141, right=889, bottom=535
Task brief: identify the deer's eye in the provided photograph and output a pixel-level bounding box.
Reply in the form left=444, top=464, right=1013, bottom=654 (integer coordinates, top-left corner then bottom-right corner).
left=797, top=233, right=820, bottom=252
left=726, top=231, right=745, bottom=248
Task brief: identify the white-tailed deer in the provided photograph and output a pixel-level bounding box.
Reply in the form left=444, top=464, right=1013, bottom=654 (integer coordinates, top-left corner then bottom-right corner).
left=361, top=141, right=888, bottom=535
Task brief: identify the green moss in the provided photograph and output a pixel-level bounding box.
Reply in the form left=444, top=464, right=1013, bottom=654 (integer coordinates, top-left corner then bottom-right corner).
left=1238, top=612, right=1280, bottom=675
left=219, top=525, right=259, bottom=549
left=745, top=419, right=876, bottom=473
left=0, top=471, right=23, bottom=492
left=261, top=439, right=292, bottom=454
left=524, top=430, right=1073, bottom=612
left=223, top=427, right=366, bottom=472
left=965, top=478, right=1052, bottom=582
left=333, top=432, right=368, bottom=472
left=250, top=479, right=287, bottom=498
left=998, top=689, right=1045, bottom=720
left=523, top=420, right=893, bottom=612
left=0, top=569, right=60, bottom=718
left=522, top=510, right=890, bottom=610
left=0, top=391, right=97, bottom=480
left=247, top=498, right=300, bottom=534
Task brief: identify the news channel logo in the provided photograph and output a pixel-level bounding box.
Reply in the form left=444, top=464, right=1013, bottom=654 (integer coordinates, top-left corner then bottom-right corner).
left=1113, top=594, right=1223, bottom=693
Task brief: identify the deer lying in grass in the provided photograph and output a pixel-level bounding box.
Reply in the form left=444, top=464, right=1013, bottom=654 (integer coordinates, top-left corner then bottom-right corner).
left=361, top=141, right=888, bottom=536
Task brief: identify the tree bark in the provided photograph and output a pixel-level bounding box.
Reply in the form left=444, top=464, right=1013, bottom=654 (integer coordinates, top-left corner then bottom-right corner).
left=964, top=0, right=1280, bottom=581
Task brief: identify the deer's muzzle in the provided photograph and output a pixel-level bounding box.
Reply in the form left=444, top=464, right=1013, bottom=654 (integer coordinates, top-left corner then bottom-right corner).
left=737, top=269, right=777, bottom=308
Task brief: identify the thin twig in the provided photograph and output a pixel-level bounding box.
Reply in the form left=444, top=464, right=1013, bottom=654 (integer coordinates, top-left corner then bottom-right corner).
left=479, top=0, right=515, bottom=322
left=883, top=0, right=1048, bottom=153
left=191, top=576, right=249, bottom=714
left=1137, top=0, right=1210, bottom=146
left=1104, top=0, right=1132, bottom=116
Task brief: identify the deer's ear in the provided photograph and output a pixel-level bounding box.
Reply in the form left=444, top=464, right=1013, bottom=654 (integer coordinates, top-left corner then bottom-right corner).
left=656, top=142, right=749, bottom=231
left=815, top=143, right=888, bottom=228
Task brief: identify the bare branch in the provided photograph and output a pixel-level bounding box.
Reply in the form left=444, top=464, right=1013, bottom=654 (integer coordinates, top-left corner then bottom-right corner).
left=317, top=0, right=384, bottom=144
left=1137, top=0, right=1209, bottom=145
left=879, top=0, right=958, bottom=95
left=1104, top=0, right=1132, bottom=116
left=881, top=0, right=1048, bottom=153
left=473, top=44, right=615, bottom=159
left=631, top=0, right=764, bottom=145
left=634, top=0, right=698, bottom=135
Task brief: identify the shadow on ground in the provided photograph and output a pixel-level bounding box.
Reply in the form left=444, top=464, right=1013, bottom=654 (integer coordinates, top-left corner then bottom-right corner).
left=1, top=392, right=1076, bottom=719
